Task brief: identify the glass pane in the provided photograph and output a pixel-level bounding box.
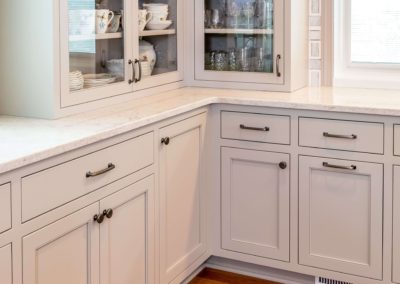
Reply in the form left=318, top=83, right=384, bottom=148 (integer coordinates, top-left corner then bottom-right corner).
left=351, top=0, right=400, bottom=64
left=204, top=0, right=274, bottom=73
left=138, top=0, right=178, bottom=77
left=68, top=0, right=125, bottom=92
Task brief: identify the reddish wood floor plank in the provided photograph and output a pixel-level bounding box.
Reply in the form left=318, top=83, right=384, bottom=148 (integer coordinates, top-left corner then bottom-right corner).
left=189, top=268, right=281, bottom=284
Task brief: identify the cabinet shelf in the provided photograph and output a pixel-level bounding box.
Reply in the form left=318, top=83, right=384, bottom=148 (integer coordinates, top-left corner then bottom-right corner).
left=139, top=29, right=176, bottom=37
left=69, top=32, right=123, bottom=42
left=205, top=28, right=274, bottom=35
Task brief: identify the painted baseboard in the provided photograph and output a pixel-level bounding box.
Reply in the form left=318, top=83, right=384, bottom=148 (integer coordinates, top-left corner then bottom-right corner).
left=183, top=256, right=315, bottom=284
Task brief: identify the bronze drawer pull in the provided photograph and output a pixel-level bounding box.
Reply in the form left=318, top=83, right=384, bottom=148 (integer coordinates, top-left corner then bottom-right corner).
left=86, top=163, right=116, bottom=178
left=322, top=162, right=357, bottom=171
left=240, top=124, right=270, bottom=132
left=323, top=132, right=357, bottom=140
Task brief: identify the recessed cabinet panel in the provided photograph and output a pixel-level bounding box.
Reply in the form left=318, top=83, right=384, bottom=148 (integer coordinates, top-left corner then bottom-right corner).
left=393, top=166, right=400, bottom=283
left=394, top=125, right=400, bottom=156
left=0, top=183, right=11, bottom=233
left=23, top=203, right=99, bottom=284
left=221, top=111, right=290, bottom=144
left=221, top=147, right=290, bottom=261
left=22, top=132, right=154, bottom=221
left=0, top=244, right=12, bottom=284
left=299, top=117, right=384, bottom=154
left=299, top=156, right=383, bottom=279
left=159, top=114, right=207, bottom=283
left=99, top=176, right=155, bottom=284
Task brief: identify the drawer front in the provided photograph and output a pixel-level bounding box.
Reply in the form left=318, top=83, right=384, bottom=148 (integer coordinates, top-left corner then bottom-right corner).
left=22, top=132, right=154, bottom=222
left=221, top=111, right=290, bottom=144
left=394, top=125, right=400, bottom=156
left=0, top=184, right=11, bottom=233
left=299, top=118, right=384, bottom=154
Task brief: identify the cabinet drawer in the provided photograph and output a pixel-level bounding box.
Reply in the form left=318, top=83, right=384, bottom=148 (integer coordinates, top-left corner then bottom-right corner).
left=0, top=184, right=11, bottom=233
left=299, top=117, right=384, bottom=154
left=22, top=132, right=154, bottom=222
left=221, top=111, right=290, bottom=144
left=394, top=125, right=400, bottom=156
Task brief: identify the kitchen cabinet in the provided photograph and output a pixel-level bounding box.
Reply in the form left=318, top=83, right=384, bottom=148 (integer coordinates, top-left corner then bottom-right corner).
left=99, top=176, right=155, bottom=284
left=0, top=183, right=11, bottom=233
left=23, top=203, right=100, bottom=284
left=193, top=0, right=308, bottom=91
left=23, top=176, right=155, bottom=284
left=0, top=0, right=184, bottom=118
left=221, top=147, right=290, bottom=261
left=159, top=113, right=207, bottom=283
left=0, top=244, right=12, bottom=284
left=299, top=156, right=383, bottom=279
left=393, top=166, right=400, bottom=283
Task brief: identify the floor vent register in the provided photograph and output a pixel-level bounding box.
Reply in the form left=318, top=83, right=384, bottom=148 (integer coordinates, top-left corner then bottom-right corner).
left=315, top=276, right=352, bottom=284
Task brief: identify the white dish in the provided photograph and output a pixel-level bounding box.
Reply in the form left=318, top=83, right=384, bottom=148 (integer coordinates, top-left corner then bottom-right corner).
left=146, top=20, right=172, bottom=30
left=83, top=73, right=116, bottom=87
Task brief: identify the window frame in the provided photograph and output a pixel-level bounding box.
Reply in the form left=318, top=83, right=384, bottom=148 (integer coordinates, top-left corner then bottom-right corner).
left=333, top=0, right=400, bottom=89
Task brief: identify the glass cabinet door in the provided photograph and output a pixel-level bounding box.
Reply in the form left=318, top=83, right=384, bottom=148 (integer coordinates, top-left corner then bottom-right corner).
left=61, top=0, right=133, bottom=107
left=134, top=0, right=183, bottom=90
left=195, top=0, right=284, bottom=84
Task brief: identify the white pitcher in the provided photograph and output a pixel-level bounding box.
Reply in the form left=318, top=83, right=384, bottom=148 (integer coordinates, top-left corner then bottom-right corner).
left=96, top=9, right=114, bottom=34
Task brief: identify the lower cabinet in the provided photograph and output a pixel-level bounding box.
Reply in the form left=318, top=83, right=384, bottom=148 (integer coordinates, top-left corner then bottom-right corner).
left=221, top=147, right=290, bottom=261
left=393, top=166, right=400, bottom=283
left=23, top=176, right=155, bottom=284
left=299, top=156, right=383, bottom=279
left=0, top=244, right=12, bottom=284
left=159, top=113, right=207, bottom=283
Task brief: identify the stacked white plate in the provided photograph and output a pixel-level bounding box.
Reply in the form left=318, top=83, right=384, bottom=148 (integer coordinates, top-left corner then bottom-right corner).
left=69, top=71, right=84, bottom=91
left=83, top=73, right=117, bottom=88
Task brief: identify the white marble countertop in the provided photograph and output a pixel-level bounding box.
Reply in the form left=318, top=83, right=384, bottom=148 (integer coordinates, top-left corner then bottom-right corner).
left=2, top=86, right=400, bottom=175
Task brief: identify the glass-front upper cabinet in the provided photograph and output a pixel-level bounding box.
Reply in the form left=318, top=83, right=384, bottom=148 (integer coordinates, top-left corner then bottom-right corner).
left=61, top=0, right=134, bottom=107
left=195, top=0, right=284, bottom=85
left=133, top=0, right=184, bottom=90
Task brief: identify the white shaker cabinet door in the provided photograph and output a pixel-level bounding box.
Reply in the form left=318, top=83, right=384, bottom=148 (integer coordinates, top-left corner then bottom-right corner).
left=221, top=147, right=290, bottom=261
left=0, top=244, right=12, bottom=284
left=299, top=156, right=383, bottom=279
left=99, top=176, right=155, bottom=284
left=23, top=203, right=100, bottom=284
left=159, top=113, right=207, bottom=283
left=393, top=166, right=400, bottom=283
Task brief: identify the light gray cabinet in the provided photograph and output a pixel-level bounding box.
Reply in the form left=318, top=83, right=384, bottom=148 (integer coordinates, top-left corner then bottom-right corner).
left=0, top=244, right=12, bottom=284
left=299, top=156, right=383, bottom=279
left=221, top=147, right=290, bottom=261
left=23, top=176, right=155, bottom=284
left=393, top=166, right=400, bottom=283
left=159, top=113, right=207, bottom=283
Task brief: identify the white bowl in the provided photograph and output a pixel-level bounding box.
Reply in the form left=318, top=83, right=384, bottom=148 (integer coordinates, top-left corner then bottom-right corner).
left=143, top=3, right=168, bottom=9
left=146, top=20, right=172, bottom=30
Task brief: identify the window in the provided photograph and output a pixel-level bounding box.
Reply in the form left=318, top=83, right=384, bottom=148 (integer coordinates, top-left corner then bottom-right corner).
left=334, top=0, right=400, bottom=89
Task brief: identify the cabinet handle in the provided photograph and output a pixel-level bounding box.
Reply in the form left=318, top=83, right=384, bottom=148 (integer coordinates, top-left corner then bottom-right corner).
left=279, top=162, right=287, bottom=170
left=161, top=137, right=170, bottom=145
left=240, top=124, right=270, bottom=132
left=276, top=54, right=282, bottom=77
left=323, top=132, right=358, bottom=140
left=322, top=162, right=357, bottom=171
left=86, top=163, right=116, bottom=178
left=93, top=214, right=105, bottom=224
left=128, top=59, right=135, bottom=84
left=103, top=209, right=114, bottom=219
left=135, top=59, right=142, bottom=83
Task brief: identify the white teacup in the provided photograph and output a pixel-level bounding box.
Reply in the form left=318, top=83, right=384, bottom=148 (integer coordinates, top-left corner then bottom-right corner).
left=148, top=11, right=168, bottom=22
left=96, top=9, right=114, bottom=34
left=139, top=9, right=152, bottom=31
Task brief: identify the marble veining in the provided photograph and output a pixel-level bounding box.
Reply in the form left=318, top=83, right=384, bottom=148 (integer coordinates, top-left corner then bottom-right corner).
left=2, top=86, right=400, bottom=174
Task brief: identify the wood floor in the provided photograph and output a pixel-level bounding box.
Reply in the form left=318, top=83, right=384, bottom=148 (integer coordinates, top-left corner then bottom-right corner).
left=189, top=268, right=281, bottom=284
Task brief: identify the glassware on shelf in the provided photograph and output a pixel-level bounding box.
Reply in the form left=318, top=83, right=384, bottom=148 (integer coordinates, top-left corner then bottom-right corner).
left=238, top=47, right=252, bottom=72
left=228, top=49, right=239, bottom=71
left=214, top=51, right=228, bottom=71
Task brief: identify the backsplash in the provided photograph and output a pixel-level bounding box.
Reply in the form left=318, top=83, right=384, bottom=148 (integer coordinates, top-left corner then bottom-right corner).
left=309, top=0, right=322, bottom=86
